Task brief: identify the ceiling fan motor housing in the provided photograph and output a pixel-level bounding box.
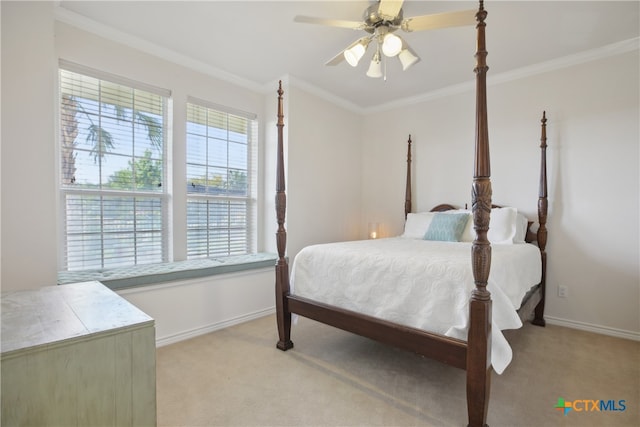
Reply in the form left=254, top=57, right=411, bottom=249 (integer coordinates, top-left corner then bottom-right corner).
left=363, top=3, right=403, bottom=33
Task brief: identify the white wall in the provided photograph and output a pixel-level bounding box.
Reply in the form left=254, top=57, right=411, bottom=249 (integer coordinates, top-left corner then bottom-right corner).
left=362, top=50, right=640, bottom=337
left=286, top=85, right=362, bottom=258
left=119, top=268, right=275, bottom=346
left=1, top=1, right=58, bottom=289
left=262, top=79, right=363, bottom=277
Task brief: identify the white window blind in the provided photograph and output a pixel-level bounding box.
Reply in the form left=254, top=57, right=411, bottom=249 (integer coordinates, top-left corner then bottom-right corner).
left=186, top=99, right=257, bottom=259
left=59, top=64, right=169, bottom=270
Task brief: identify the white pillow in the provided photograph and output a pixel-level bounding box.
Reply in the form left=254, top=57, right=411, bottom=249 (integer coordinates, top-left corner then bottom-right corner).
left=514, top=212, right=529, bottom=243
left=401, top=212, right=435, bottom=239
left=488, top=207, right=517, bottom=244
left=455, top=207, right=521, bottom=244
left=460, top=217, right=475, bottom=242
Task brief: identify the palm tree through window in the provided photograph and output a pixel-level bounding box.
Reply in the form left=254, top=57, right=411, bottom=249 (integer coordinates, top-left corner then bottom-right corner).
left=59, top=66, right=168, bottom=270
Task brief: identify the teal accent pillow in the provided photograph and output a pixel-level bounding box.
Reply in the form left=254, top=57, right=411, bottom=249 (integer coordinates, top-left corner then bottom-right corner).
left=423, top=213, right=470, bottom=242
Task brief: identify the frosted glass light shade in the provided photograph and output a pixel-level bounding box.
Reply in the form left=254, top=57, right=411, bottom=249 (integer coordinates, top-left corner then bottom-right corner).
left=366, top=58, right=383, bottom=78
left=398, top=48, right=420, bottom=70
left=344, top=43, right=366, bottom=67
left=382, top=33, right=402, bottom=57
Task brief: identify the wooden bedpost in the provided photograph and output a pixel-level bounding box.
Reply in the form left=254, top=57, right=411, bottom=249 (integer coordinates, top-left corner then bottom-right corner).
left=405, top=135, right=412, bottom=219
left=532, top=111, right=548, bottom=327
left=275, top=81, right=294, bottom=351
left=467, top=1, right=492, bottom=426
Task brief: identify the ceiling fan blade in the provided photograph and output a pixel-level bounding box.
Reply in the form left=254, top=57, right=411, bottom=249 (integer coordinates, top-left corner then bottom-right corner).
left=325, top=51, right=346, bottom=66
left=378, top=0, right=404, bottom=20
left=294, top=15, right=365, bottom=30
left=402, top=9, right=476, bottom=32
left=324, top=37, right=371, bottom=66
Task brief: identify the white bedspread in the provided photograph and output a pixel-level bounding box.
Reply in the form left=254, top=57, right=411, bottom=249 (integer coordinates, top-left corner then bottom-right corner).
left=290, top=238, right=541, bottom=374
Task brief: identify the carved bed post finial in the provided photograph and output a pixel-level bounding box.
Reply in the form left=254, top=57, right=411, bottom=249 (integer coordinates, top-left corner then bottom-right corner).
left=533, top=111, right=548, bottom=327
left=467, top=2, right=492, bottom=426
left=275, top=80, right=293, bottom=351
left=405, top=135, right=412, bottom=219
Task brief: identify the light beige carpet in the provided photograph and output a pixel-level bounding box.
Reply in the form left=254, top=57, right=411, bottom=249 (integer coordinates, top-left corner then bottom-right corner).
left=157, top=315, right=639, bottom=426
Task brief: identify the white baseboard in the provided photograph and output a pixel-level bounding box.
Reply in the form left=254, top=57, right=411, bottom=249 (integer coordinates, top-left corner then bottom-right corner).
left=155, top=307, right=276, bottom=347
left=545, top=316, right=640, bottom=342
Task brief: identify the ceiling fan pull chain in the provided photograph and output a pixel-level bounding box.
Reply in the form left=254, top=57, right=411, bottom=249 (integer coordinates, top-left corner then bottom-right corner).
left=384, top=54, right=388, bottom=82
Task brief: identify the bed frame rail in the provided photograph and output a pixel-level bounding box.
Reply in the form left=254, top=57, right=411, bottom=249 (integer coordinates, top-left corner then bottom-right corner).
left=288, top=294, right=467, bottom=369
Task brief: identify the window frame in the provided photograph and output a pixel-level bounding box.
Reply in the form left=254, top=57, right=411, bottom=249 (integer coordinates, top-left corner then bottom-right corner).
left=185, top=97, right=258, bottom=259
left=58, top=61, right=171, bottom=272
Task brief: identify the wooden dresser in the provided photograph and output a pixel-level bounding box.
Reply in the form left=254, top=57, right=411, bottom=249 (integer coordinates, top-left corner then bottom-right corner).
left=1, top=281, right=156, bottom=426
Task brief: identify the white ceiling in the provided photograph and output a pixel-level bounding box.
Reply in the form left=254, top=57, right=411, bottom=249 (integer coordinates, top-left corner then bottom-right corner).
left=57, top=1, right=639, bottom=111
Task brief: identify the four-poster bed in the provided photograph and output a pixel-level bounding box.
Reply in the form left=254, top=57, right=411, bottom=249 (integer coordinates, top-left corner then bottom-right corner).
left=274, top=2, right=548, bottom=426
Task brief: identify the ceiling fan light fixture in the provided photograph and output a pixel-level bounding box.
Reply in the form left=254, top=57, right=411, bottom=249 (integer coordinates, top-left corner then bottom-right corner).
left=344, top=42, right=367, bottom=67
left=366, top=51, right=383, bottom=78
left=398, top=46, right=420, bottom=71
left=381, top=32, right=403, bottom=57
left=297, top=1, right=477, bottom=80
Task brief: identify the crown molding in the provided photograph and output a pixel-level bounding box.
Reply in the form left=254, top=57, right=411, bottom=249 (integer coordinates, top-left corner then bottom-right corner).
left=488, top=37, right=639, bottom=87
left=262, top=75, right=364, bottom=115
left=54, top=6, right=264, bottom=94
left=54, top=4, right=638, bottom=116
left=364, top=36, right=640, bottom=114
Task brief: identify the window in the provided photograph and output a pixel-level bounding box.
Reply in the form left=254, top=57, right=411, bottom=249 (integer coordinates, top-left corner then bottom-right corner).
left=59, top=63, right=169, bottom=271
left=186, top=99, right=257, bottom=259
left=58, top=63, right=261, bottom=279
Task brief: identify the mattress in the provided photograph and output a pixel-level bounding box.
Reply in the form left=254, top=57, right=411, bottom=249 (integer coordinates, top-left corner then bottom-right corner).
left=290, top=237, right=542, bottom=374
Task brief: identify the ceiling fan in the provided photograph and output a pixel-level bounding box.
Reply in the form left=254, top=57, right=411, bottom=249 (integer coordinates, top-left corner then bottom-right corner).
left=294, top=0, right=477, bottom=79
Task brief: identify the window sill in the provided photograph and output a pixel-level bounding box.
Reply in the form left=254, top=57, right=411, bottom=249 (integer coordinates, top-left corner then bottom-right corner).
left=57, top=253, right=278, bottom=290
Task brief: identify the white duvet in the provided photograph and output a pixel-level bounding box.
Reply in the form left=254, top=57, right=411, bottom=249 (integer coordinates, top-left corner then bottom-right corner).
left=290, top=237, right=541, bottom=374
